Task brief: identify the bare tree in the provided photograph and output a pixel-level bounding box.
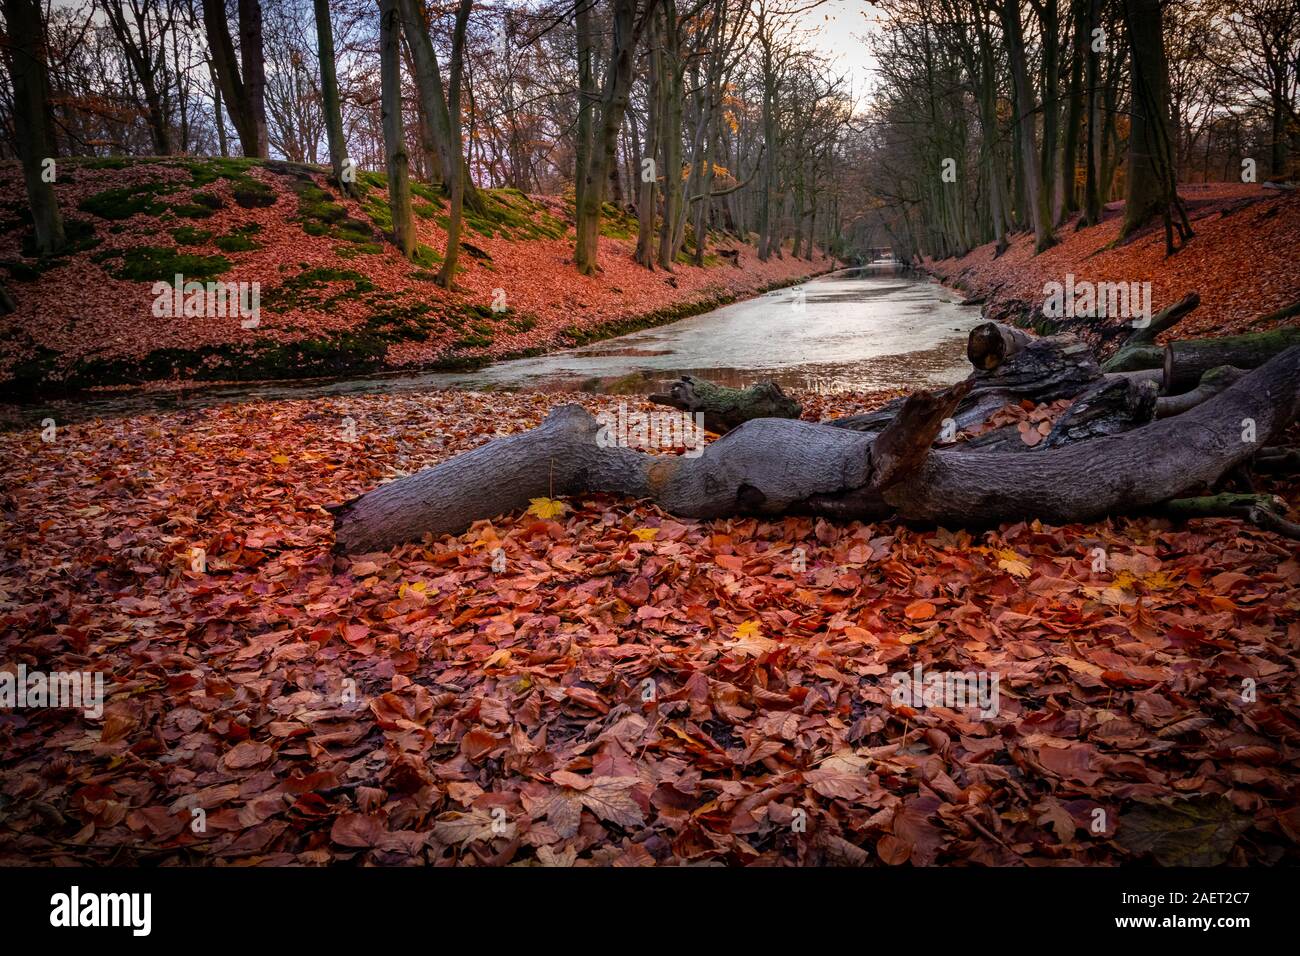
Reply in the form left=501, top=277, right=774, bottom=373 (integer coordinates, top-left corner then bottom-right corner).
left=437, top=0, right=473, bottom=286
left=379, top=0, right=414, bottom=256
left=201, top=0, right=268, bottom=157
left=2, top=0, right=65, bottom=255
left=312, top=0, right=352, bottom=193
left=574, top=0, right=655, bottom=275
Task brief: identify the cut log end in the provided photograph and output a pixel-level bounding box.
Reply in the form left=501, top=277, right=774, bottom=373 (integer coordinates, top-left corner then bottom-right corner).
left=967, top=322, right=1030, bottom=370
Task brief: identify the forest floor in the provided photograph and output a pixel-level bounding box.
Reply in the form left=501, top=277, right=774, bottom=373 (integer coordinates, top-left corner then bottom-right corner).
left=2, top=385, right=1297, bottom=866
left=924, top=184, right=1300, bottom=338
left=0, top=157, right=831, bottom=394
left=1, top=180, right=1298, bottom=867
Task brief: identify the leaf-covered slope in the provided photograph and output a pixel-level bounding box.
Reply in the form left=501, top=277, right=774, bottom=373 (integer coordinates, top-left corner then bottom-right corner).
left=927, top=184, right=1300, bottom=340
left=0, top=157, right=832, bottom=393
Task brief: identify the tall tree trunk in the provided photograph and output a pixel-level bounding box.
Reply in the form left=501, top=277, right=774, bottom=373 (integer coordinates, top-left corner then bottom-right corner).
left=1035, top=0, right=1059, bottom=224
left=437, top=0, right=472, bottom=286
left=313, top=0, right=353, bottom=196
left=1000, top=0, right=1055, bottom=252
left=101, top=0, right=173, bottom=155
left=575, top=0, right=596, bottom=230
left=397, top=0, right=483, bottom=212
left=1270, top=88, right=1287, bottom=177
left=1079, top=0, right=1102, bottom=226
left=756, top=14, right=776, bottom=260
left=237, top=0, right=269, bottom=158
left=2, top=0, right=64, bottom=256
left=207, top=58, right=229, bottom=157
left=1099, top=53, right=1119, bottom=202
left=379, top=0, right=414, bottom=257
left=201, top=0, right=263, bottom=158
left=635, top=14, right=662, bottom=268
left=1057, top=0, right=1085, bottom=221
left=968, top=5, right=1008, bottom=252
left=574, top=0, right=642, bottom=276
left=656, top=0, right=684, bottom=269
left=1117, top=0, right=1191, bottom=252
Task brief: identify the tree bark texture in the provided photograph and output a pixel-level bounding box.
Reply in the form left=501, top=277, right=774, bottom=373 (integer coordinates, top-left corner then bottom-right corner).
left=331, top=345, right=1300, bottom=553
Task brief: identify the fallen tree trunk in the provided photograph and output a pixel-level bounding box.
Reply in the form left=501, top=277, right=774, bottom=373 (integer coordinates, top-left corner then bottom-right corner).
left=648, top=375, right=801, bottom=434
left=330, top=346, right=1300, bottom=553
left=1040, top=375, right=1157, bottom=447
left=1156, top=365, right=1246, bottom=417
left=1100, top=292, right=1200, bottom=372
left=1163, top=493, right=1300, bottom=539
left=1163, top=327, right=1300, bottom=392
left=1253, top=446, right=1300, bottom=473
left=1248, top=297, right=1300, bottom=330
left=830, top=332, right=1101, bottom=435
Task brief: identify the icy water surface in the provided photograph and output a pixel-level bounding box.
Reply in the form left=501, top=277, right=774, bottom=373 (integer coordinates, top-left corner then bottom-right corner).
left=3, top=265, right=980, bottom=427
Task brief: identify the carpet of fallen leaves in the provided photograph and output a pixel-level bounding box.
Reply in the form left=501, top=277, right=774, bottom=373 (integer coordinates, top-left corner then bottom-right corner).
left=2, top=388, right=1298, bottom=866
left=0, top=160, right=830, bottom=388
left=926, top=185, right=1300, bottom=339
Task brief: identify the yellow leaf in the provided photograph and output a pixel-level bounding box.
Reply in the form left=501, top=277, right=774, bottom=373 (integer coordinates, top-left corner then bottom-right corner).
left=734, top=619, right=763, bottom=639
left=270, top=454, right=290, bottom=465
left=527, top=497, right=567, bottom=520
left=996, top=549, right=1032, bottom=577
left=631, top=528, right=659, bottom=541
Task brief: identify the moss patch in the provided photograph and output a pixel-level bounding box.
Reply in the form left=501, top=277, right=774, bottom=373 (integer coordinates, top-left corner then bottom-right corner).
left=214, top=226, right=264, bottom=253
left=79, top=181, right=179, bottom=220
left=1, top=259, right=43, bottom=282
left=262, top=267, right=374, bottom=310
left=231, top=180, right=277, bottom=208
left=172, top=226, right=214, bottom=246
left=102, top=246, right=231, bottom=282
left=291, top=177, right=378, bottom=248
left=181, top=156, right=260, bottom=186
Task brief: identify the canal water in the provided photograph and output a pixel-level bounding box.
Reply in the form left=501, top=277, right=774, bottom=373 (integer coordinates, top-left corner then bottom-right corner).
left=2, top=266, right=980, bottom=428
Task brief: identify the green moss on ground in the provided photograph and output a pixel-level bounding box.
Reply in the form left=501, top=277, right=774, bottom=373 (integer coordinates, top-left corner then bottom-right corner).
left=262, top=267, right=374, bottom=310
left=214, top=225, right=264, bottom=253
left=174, top=191, right=226, bottom=218
left=79, top=181, right=179, bottom=220
left=290, top=176, right=379, bottom=250
left=172, top=226, right=213, bottom=246
left=1, top=260, right=41, bottom=282
left=231, top=180, right=277, bottom=208
left=101, top=246, right=232, bottom=282
left=412, top=244, right=441, bottom=268
left=409, top=180, right=445, bottom=206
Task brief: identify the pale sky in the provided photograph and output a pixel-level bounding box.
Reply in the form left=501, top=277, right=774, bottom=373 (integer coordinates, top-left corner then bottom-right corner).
left=795, top=0, right=885, bottom=108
